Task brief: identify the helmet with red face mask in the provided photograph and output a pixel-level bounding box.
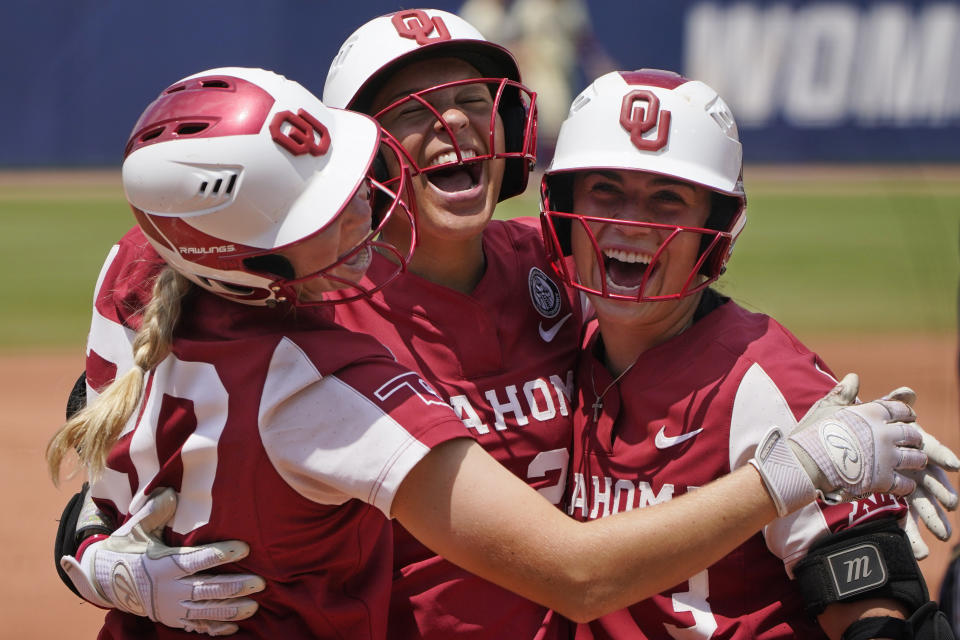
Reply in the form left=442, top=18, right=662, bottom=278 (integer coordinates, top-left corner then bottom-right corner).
left=323, top=8, right=537, bottom=201
left=540, top=69, right=747, bottom=302
left=123, top=66, right=416, bottom=307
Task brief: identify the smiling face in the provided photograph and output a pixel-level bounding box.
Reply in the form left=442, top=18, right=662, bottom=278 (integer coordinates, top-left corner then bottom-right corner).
left=370, top=57, right=506, bottom=248
left=569, top=168, right=712, bottom=324
left=278, top=181, right=376, bottom=302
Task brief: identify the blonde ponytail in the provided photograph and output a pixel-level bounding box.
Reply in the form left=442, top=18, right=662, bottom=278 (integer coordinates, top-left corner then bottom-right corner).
left=46, top=267, right=191, bottom=485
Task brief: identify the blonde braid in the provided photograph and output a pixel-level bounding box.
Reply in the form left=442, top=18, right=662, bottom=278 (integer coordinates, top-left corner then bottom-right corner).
left=46, top=267, right=191, bottom=485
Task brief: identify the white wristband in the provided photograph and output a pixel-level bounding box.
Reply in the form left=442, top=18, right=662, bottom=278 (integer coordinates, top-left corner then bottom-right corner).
left=749, top=426, right=818, bottom=516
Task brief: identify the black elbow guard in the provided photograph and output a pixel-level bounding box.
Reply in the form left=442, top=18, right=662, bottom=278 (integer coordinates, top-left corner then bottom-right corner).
left=795, top=519, right=927, bottom=616
left=939, top=545, right=960, bottom=634
left=54, top=485, right=88, bottom=598
left=65, top=371, right=86, bottom=419
left=841, top=601, right=956, bottom=640
left=56, top=372, right=89, bottom=597
left=54, top=482, right=114, bottom=598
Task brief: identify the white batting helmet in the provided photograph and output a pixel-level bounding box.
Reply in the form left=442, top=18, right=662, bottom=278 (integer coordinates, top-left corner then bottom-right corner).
left=124, top=66, right=415, bottom=307
left=541, top=69, right=747, bottom=301
left=323, top=8, right=537, bottom=200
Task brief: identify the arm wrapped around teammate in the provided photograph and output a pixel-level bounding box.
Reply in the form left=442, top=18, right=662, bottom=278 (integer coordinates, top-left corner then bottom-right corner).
left=59, top=489, right=265, bottom=637
left=750, top=391, right=925, bottom=516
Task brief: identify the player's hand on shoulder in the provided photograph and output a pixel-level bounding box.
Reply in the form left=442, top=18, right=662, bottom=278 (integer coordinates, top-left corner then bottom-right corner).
left=60, top=488, right=265, bottom=636
left=790, top=376, right=926, bottom=500
left=784, top=376, right=959, bottom=558
left=750, top=373, right=929, bottom=515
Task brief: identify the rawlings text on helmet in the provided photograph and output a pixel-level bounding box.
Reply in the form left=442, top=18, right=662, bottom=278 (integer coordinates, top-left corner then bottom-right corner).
left=179, top=245, right=236, bottom=255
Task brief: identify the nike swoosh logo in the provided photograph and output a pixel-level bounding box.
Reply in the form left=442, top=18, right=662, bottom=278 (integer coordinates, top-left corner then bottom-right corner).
left=539, top=313, right=573, bottom=342
left=655, top=426, right=704, bottom=449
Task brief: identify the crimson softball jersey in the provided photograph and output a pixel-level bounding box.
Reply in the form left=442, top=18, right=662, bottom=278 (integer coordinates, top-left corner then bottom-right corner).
left=569, top=298, right=907, bottom=640
left=85, top=228, right=469, bottom=639
left=333, top=217, right=582, bottom=639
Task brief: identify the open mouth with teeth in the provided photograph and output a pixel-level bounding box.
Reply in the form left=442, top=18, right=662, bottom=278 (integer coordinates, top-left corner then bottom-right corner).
left=423, top=149, right=482, bottom=193
left=343, top=244, right=372, bottom=271
left=603, top=248, right=656, bottom=291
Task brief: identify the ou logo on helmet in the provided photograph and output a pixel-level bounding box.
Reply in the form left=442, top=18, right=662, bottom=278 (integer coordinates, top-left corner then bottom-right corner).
left=270, top=109, right=330, bottom=157
left=619, top=90, right=671, bottom=152
left=392, top=9, right=452, bottom=45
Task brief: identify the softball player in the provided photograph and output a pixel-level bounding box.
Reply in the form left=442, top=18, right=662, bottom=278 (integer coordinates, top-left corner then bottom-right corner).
left=540, top=69, right=958, bottom=639
left=323, top=10, right=576, bottom=637
left=47, top=66, right=470, bottom=638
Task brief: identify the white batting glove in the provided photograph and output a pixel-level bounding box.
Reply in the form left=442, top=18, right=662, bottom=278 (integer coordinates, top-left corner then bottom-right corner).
left=882, top=386, right=960, bottom=547
left=902, top=505, right=932, bottom=560
left=750, top=375, right=926, bottom=515
left=796, top=373, right=862, bottom=426
left=60, top=488, right=265, bottom=636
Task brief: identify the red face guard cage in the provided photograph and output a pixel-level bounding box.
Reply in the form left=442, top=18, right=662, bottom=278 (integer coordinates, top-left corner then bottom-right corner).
left=372, top=77, right=537, bottom=182
left=267, top=137, right=418, bottom=306
left=540, top=208, right=733, bottom=303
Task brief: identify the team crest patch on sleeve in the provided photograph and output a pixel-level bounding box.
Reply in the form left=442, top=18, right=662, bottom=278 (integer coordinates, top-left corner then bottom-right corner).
left=528, top=267, right=561, bottom=318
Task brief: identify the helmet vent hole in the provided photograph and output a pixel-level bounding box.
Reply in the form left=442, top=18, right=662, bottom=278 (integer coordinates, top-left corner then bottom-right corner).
left=571, top=94, right=591, bottom=113
left=244, top=254, right=295, bottom=280
left=196, top=174, right=237, bottom=196
left=165, top=85, right=187, bottom=94
left=201, top=80, right=230, bottom=89
left=176, top=123, right=209, bottom=136
left=215, top=281, right=254, bottom=295
left=140, top=127, right=165, bottom=142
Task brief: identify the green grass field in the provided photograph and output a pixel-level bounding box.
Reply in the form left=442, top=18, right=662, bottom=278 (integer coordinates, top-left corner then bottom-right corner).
left=0, top=167, right=956, bottom=350
left=0, top=175, right=132, bottom=349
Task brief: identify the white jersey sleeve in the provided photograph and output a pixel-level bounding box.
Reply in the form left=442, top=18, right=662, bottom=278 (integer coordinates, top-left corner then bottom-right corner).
left=259, top=337, right=453, bottom=517
left=728, top=362, right=835, bottom=575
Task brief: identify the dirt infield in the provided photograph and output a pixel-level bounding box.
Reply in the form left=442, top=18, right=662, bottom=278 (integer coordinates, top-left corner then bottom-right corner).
left=4, top=334, right=957, bottom=637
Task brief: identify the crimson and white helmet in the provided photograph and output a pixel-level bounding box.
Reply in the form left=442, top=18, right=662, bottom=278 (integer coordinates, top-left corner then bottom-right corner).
left=323, top=8, right=537, bottom=200
left=124, top=67, right=415, bottom=307
left=541, top=69, right=747, bottom=302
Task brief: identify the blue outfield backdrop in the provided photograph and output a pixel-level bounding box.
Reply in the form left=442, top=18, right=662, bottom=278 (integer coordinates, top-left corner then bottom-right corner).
left=3, top=0, right=959, bottom=166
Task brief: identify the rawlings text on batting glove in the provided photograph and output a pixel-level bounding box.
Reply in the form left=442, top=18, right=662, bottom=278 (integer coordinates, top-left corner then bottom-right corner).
left=60, top=488, right=265, bottom=636
left=750, top=389, right=926, bottom=516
